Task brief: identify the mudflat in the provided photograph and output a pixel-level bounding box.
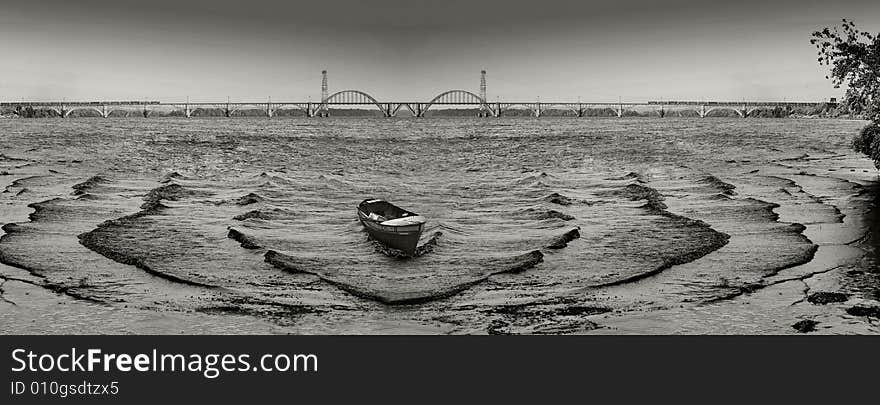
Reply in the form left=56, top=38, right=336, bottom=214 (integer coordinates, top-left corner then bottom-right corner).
left=1, top=117, right=878, bottom=334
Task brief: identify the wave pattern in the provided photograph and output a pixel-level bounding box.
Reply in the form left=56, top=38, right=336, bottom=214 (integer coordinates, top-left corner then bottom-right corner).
left=1, top=118, right=875, bottom=334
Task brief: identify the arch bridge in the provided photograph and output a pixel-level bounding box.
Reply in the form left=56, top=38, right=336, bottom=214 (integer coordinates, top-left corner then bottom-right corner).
left=649, top=101, right=832, bottom=118
left=1, top=99, right=834, bottom=119
left=315, top=89, right=496, bottom=117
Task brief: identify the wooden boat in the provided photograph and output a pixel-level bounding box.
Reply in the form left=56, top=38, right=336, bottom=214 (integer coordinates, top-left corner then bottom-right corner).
left=357, top=199, right=426, bottom=256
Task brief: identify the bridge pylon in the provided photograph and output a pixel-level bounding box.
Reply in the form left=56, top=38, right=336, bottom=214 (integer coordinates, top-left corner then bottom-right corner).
left=317, top=70, right=330, bottom=117
left=479, top=70, right=488, bottom=117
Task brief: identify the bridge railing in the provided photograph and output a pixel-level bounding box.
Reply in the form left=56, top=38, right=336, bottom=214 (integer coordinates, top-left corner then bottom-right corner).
left=648, top=101, right=833, bottom=106
left=0, top=101, right=161, bottom=107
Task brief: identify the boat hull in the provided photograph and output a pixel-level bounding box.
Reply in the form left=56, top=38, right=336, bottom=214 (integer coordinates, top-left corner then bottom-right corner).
left=358, top=211, right=423, bottom=255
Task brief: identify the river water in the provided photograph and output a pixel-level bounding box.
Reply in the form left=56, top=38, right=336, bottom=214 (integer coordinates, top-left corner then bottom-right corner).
left=1, top=117, right=879, bottom=334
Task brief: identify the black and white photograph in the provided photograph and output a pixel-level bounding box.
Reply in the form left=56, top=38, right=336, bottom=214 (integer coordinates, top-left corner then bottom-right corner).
left=2, top=0, right=880, bottom=339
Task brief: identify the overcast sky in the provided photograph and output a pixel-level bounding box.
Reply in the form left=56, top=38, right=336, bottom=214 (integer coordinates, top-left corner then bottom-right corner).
left=1, top=0, right=878, bottom=102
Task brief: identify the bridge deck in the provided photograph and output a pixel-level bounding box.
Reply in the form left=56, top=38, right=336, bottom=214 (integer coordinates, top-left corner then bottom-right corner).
left=0, top=101, right=161, bottom=107
left=1, top=100, right=831, bottom=107
left=647, top=101, right=829, bottom=107
left=1, top=99, right=835, bottom=119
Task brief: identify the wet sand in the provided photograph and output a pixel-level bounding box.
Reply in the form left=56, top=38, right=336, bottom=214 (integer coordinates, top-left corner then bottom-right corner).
left=1, top=117, right=879, bottom=334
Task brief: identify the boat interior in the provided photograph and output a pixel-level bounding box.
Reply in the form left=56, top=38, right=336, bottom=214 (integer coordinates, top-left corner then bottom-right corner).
left=360, top=199, right=418, bottom=222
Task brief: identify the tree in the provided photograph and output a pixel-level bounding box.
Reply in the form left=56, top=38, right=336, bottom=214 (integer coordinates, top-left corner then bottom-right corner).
left=813, top=20, right=880, bottom=167
left=811, top=19, right=879, bottom=122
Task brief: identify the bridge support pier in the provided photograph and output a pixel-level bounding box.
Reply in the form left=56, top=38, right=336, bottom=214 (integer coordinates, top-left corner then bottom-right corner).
left=397, top=103, right=420, bottom=117
left=699, top=105, right=708, bottom=118
left=317, top=103, right=330, bottom=117
left=389, top=103, right=409, bottom=117
left=477, top=103, right=495, bottom=118
left=101, top=105, right=111, bottom=118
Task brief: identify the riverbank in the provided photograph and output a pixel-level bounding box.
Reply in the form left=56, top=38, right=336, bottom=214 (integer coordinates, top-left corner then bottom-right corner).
left=591, top=156, right=880, bottom=334
left=2, top=117, right=878, bottom=334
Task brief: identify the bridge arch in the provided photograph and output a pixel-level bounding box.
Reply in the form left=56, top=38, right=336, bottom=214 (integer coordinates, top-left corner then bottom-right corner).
left=538, top=103, right=584, bottom=116
left=496, top=103, right=543, bottom=117
left=704, top=106, right=747, bottom=118
left=322, top=90, right=386, bottom=114
left=267, top=103, right=313, bottom=116
left=422, top=90, right=494, bottom=116
left=42, top=107, right=63, bottom=117
left=63, top=106, right=109, bottom=117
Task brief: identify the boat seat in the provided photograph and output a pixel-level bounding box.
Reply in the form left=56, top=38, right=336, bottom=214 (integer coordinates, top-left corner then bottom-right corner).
left=380, top=215, right=426, bottom=226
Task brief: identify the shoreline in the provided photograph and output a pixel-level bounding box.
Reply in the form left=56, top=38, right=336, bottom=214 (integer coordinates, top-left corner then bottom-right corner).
left=590, top=167, right=880, bottom=334
left=2, top=118, right=879, bottom=334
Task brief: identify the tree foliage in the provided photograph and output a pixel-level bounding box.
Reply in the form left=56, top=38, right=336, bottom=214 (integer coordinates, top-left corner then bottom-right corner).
left=811, top=19, right=880, bottom=122
left=852, top=122, right=880, bottom=168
